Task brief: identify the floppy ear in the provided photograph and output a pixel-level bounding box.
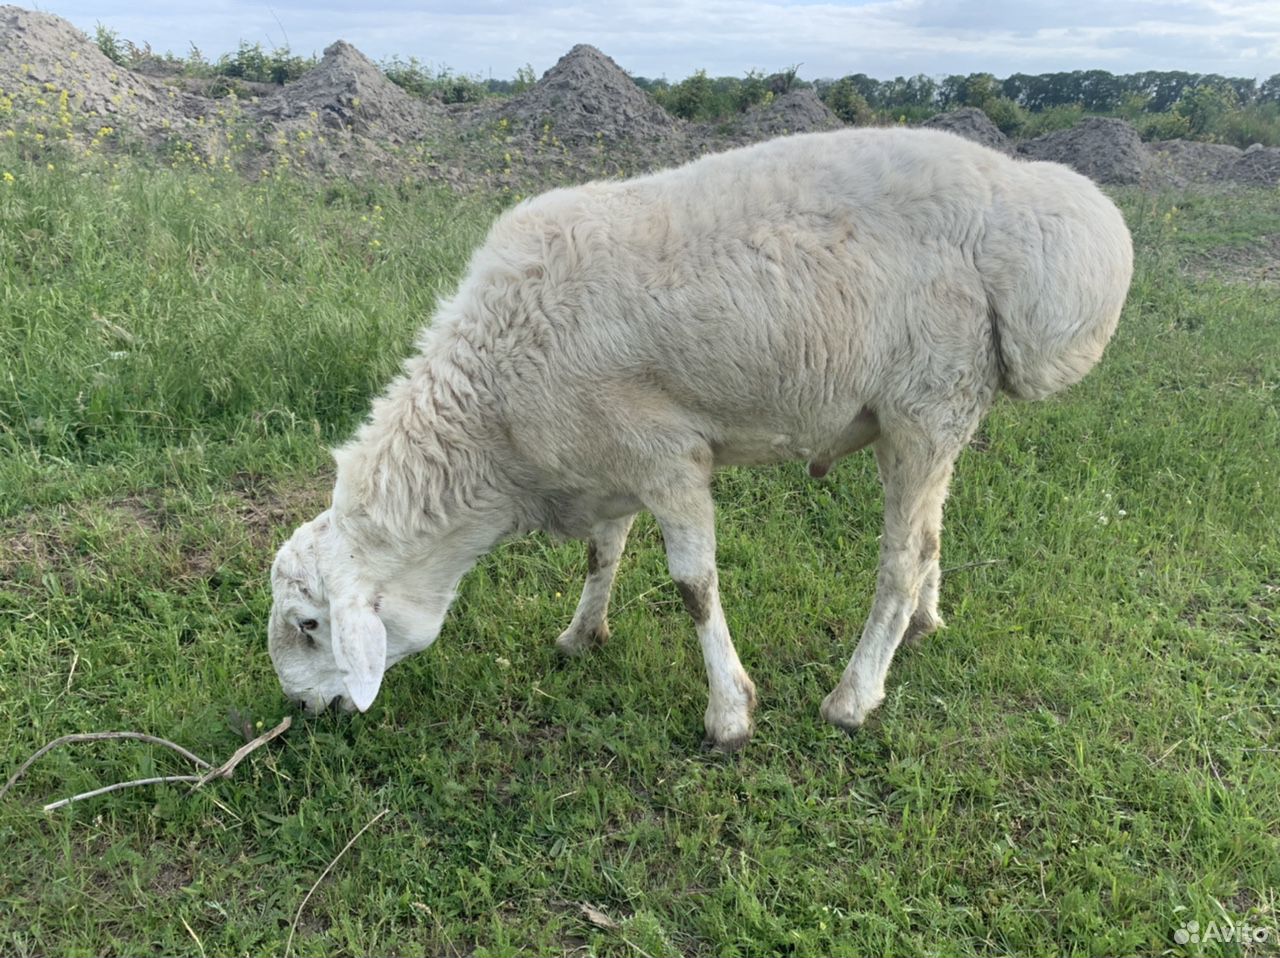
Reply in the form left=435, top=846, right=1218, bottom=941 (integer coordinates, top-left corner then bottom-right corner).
left=330, top=598, right=387, bottom=712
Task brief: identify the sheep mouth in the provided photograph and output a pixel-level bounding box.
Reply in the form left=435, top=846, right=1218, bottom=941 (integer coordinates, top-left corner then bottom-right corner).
left=293, top=695, right=351, bottom=715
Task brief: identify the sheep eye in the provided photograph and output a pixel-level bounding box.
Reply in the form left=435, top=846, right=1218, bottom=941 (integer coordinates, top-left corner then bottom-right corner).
left=298, top=618, right=318, bottom=633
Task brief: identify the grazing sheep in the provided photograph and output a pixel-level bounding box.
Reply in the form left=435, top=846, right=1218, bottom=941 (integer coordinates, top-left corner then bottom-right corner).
left=268, top=127, right=1133, bottom=749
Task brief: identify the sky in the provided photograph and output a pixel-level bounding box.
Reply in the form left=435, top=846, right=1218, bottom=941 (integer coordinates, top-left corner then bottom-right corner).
left=39, top=0, right=1280, bottom=82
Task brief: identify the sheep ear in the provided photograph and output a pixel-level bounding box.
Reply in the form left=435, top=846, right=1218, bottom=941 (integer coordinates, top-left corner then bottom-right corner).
left=330, top=599, right=386, bottom=712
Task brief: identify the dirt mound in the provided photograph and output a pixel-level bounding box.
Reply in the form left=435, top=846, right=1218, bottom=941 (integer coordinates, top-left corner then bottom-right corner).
left=922, top=107, right=1010, bottom=153
left=733, top=89, right=843, bottom=137
left=4, top=4, right=1274, bottom=195
left=1017, top=117, right=1149, bottom=185
left=1231, top=143, right=1280, bottom=187
left=1100, top=133, right=1278, bottom=189
left=0, top=5, right=202, bottom=132
left=1146, top=139, right=1242, bottom=187
left=255, top=40, right=441, bottom=143
left=496, top=44, right=677, bottom=143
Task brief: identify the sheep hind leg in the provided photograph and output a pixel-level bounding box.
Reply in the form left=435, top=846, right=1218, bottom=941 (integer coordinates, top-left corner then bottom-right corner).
left=821, top=432, right=958, bottom=732
left=556, top=515, right=636, bottom=656
left=650, top=485, right=756, bottom=752
left=904, top=558, right=943, bottom=647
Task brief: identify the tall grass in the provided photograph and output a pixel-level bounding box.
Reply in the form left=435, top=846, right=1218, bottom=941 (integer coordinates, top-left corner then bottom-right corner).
left=0, top=145, right=495, bottom=469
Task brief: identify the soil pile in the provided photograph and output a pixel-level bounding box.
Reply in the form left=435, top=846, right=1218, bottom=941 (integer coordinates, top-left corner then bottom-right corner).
left=496, top=44, right=678, bottom=143
left=732, top=89, right=841, bottom=138
left=255, top=40, right=442, bottom=144
left=4, top=4, right=1276, bottom=193
left=1017, top=117, right=1149, bottom=185
left=1146, top=139, right=1242, bottom=187
left=922, top=107, right=1010, bottom=153
left=1229, top=143, right=1280, bottom=187
left=0, top=5, right=206, bottom=133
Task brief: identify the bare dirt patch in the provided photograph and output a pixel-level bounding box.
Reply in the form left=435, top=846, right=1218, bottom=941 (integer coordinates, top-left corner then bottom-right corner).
left=1184, top=234, right=1280, bottom=286
left=0, top=480, right=328, bottom=596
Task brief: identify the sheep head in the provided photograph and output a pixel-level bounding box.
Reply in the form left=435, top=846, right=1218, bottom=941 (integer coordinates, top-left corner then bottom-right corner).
left=268, top=510, right=392, bottom=714
left=268, top=509, right=463, bottom=714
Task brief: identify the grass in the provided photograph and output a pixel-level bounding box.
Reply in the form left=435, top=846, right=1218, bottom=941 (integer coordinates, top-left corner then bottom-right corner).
left=0, top=143, right=1277, bottom=957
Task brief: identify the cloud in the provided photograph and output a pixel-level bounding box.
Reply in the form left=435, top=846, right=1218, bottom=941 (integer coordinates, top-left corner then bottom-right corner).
left=53, top=0, right=1280, bottom=80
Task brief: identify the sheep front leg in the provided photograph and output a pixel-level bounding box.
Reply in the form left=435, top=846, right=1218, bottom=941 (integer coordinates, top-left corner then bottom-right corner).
left=652, top=489, right=757, bottom=751
left=556, top=515, right=635, bottom=656
left=821, top=434, right=957, bottom=731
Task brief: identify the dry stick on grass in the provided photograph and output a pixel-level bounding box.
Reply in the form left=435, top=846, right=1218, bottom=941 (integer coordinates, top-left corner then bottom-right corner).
left=1, top=718, right=292, bottom=812
left=0, top=731, right=213, bottom=801
left=285, top=807, right=391, bottom=958
left=941, top=558, right=1005, bottom=574
left=188, top=717, right=292, bottom=790
left=43, top=775, right=208, bottom=812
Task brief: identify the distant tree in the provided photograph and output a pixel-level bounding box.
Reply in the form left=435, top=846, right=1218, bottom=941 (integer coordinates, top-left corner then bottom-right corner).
left=982, top=96, right=1027, bottom=134
left=938, top=74, right=967, bottom=109
left=216, top=43, right=312, bottom=84
left=1131, top=71, right=1200, bottom=112
left=962, top=72, right=1001, bottom=108
left=734, top=70, right=770, bottom=112
left=1077, top=70, right=1122, bottom=112
left=840, top=73, right=886, bottom=107
left=1176, top=81, right=1240, bottom=136
left=661, top=69, right=714, bottom=120
left=822, top=77, right=874, bottom=124
left=896, top=74, right=938, bottom=108
left=1224, top=76, right=1256, bottom=104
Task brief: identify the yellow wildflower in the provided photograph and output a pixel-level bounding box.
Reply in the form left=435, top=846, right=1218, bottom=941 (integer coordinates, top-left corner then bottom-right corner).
left=2, top=171, right=14, bottom=183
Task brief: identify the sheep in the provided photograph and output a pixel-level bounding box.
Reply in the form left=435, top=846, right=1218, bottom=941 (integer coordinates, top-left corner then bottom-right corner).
left=268, top=127, right=1133, bottom=750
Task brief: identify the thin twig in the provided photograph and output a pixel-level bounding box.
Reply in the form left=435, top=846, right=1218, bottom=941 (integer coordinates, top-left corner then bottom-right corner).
left=1, top=732, right=212, bottom=801
left=621, top=935, right=655, bottom=958
left=43, top=775, right=204, bottom=812
left=190, top=716, right=292, bottom=790
left=181, top=916, right=207, bottom=958
left=941, top=558, right=1005, bottom=575
left=285, top=808, right=391, bottom=958
left=64, top=651, right=79, bottom=693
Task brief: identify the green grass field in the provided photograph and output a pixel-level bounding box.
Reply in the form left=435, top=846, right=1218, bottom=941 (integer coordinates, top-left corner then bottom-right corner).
left=1, top=145, right=1277, bottom=957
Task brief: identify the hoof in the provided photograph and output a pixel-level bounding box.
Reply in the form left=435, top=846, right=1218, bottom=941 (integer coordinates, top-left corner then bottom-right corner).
left=702, top=727, right=753, bottom=753
left=903, top=611, right=943, bottom=648
left=703, top=675, right=756, bottom=752
left=555, top=621, right=608, bottom=657
left=820, top=685, right=880, bottom=735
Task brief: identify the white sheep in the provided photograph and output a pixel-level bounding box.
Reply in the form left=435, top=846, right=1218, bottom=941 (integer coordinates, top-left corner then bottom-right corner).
left=268, top=127, right=1133, bottom=750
